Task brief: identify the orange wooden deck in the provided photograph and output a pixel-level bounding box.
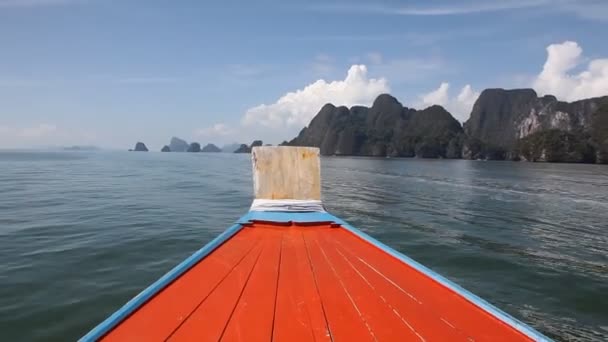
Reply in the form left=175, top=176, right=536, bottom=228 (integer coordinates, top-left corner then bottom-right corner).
left=101, top=222, right=533, bottom=341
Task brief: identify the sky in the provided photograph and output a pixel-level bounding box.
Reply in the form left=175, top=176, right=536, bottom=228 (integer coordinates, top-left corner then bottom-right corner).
left=1, top=0, right=607, bottom=150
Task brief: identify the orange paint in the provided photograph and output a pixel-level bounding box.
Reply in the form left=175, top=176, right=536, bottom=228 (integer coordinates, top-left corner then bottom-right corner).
left=167, top=235, right=266, bottom=342
left=310, top=229, right=447, bottom=341
left=101, top=223, right=534, bottom=342
left=103, top=229, right=261, bottom=342
left=332, top=228, right=531, bottom=341
left=303, top=227, right=383, bottom=341
left=272, top=228, right=331, bottom=342
left=220, top=226, right=282, bottom=341
left=317, top=231, right=470, bottom=340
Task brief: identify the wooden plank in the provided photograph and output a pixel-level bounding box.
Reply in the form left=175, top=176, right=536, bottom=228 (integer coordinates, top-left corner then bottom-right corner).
left=252, top=146, right=320, bottom=200
left=272, top=228, right=331, bottom=342
left=220, top=226, right=283, bottom=341
left=333, top=228, right=532, bottom=342
left=102, top=223, right=532, bottom=341
left=318, top=230, right=470, bottom=341
left=302, top=228, right=376, bottom=342
left=167, top=233, right=267, bottom=342
left=102, top=228, right=260, bottom=342
left=313, top=229, right=429, bottom=341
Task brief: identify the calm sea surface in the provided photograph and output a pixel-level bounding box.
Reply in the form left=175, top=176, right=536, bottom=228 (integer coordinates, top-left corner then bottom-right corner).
left=0, top=151, right=607, bottom=341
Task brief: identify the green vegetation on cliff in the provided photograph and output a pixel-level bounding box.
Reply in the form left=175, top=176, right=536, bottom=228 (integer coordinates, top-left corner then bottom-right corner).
left=288, top=94, right=463, bottom=158
left=516, top=129, right=595, bottom=163
left=288, top=91, right=608, bottom=164
left=591, top=103, right=608, bottom=164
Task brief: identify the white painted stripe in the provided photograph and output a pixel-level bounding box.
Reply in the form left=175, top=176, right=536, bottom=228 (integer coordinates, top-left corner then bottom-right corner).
left=335, top=248, right=425, bottom=342
left=250, top=199, right=326, bottom=212
left=316, top=241, right=378, bottom=341
left=356, top=256, right=422, bottom=304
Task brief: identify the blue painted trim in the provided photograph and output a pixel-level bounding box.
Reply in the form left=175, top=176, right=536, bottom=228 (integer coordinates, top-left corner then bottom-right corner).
left=82, top=209, right=551, bottom=341
left=237, top=211, right=337, bottom=224
left=240, top=210, right=550, bottom=340
left=337, top=220, right=552, bottom=342
left=79, top=223, right=244, bottom=342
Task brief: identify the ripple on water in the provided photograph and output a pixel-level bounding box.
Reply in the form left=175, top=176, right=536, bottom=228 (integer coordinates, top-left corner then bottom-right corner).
left=0, top=152, right=606, bottom=341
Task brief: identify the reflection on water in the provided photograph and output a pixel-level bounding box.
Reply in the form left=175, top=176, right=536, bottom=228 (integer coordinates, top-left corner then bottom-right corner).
left=0, top=152, right=606, bottom=341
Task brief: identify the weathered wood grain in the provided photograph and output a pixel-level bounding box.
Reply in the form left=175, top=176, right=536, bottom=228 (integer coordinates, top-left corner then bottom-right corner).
left=251, top=146, right=321, bottom=200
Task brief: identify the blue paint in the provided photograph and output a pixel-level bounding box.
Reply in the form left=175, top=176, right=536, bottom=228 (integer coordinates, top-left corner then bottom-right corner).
left=79, top=223, right=244, bottom=341
left=82, top=209, right=551, bottom=341
left=237, top=211, right=337, bottom=224
left=241, top=210, right=551, bottom=340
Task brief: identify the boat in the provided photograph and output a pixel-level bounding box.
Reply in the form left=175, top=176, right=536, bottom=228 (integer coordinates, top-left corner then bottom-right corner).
left=81, top=146, right=550, bottom=341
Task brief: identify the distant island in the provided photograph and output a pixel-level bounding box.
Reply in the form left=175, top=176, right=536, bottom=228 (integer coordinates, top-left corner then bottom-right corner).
left=187, top=142, right=201, bottom=152
left=202, top=143, right=221, bottom=152
left=234, top=140, right=263, bottom=153
left=133, top=138, right=243, bottom=153
left=129, top=142, right=148, bottom=152
left=285, top=90, right=608, bottom=164
left=169, top=137, right=189, bottom=152
left=126, top=89, right=606, bottom=163
left=221, top=143, right=242, bottom=153
left=151, top=138, right=263, bottom=153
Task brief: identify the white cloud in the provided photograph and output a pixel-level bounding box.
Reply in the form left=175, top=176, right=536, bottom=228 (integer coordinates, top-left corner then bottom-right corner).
left=195, top=123, right=233, bottom=137
left=309, top=1, right=551, bottom=16
left=392, top=1, right=550, bottom=15
left=308, top=1, right=608, bottom=21
left=420, top=82, right=450, bottom=107
left=417, top=83, right=480, bottom=122
left=416, top=40, right=608, bottom=124
left=242, top=65, right=389, bottom=129
left=351, top=54, right=443, bottom=81
left=533, top=41, right=608, bottom=101
left=415, top=40, right=608, bottom=122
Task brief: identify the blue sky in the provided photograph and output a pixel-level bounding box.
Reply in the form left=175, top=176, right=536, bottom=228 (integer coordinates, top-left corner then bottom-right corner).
left=1, top=0, right=607, bottom=150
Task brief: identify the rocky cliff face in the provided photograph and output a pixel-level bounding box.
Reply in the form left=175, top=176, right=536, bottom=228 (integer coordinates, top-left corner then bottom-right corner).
left=516, top=129, right=596, bottom=163
left=464, top=89, right=607, bottom=150
left=288, top=94, right=463, bottom=158
left=234, top=144, right=250, bottom=153
left=132, top=142, right=148, bottom=152
left=187, top=142, right=201, bottom=152
left=234, top=140, right=264, bottom=153
left=221, top=143, right=242, bottom=153
left=201, top=143, right=221, bottom=152
left=169, top=137, right=189, bottom=152
left=591, top=103, right=608, bottom=164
